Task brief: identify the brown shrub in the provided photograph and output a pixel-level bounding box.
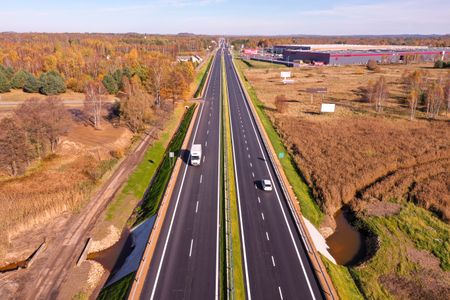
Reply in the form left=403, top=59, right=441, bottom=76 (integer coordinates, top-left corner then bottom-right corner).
left=274, top=94, right=288, bottom=113
left=367, top=60, right=380, bottom=72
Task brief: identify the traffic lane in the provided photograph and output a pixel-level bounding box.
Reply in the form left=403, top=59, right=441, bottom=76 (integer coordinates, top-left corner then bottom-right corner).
left=227, top=54, right=323, bottom=299
left=185, top=51, right=222, bottom=299
left=225, top=54, right=322, bottom=300
left=151, top=53, right=222, bottom=298
left=141, top=52, right=222, bottom=299
left=226, top=69, right=280, bottom=299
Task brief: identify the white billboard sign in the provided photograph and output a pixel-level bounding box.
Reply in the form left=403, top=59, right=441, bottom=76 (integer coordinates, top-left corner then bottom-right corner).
left=321, top=103, right=336, bottom=113
left=280, top=71, right=291, bottom=79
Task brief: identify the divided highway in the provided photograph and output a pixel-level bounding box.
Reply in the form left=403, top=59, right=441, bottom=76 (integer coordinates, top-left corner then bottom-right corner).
left=224, top=49, right=324, bottom=300
left=140, top=47, right=223, bottom=299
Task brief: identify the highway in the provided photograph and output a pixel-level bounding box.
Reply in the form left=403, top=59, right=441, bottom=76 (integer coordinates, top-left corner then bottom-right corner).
left=224, top=48, right=324, bottom=300
left=140, top=45, right=223, bottom=299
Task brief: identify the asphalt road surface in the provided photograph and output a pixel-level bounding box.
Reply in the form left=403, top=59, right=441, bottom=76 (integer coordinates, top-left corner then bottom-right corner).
left=224, top=49, right=324, bottom=300
left=140, top=47, right=223, bottom=299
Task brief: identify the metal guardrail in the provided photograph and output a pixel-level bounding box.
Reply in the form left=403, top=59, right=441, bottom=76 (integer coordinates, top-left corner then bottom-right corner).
left=230, top=54, right=336, bottom=300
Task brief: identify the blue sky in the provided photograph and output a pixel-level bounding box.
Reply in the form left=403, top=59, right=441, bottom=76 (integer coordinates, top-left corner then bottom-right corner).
left=0, top=0, right=449, bottom=35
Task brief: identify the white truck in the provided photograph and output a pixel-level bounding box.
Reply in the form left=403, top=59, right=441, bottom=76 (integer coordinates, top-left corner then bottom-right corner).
left=190, top=144, right=202, bottom=166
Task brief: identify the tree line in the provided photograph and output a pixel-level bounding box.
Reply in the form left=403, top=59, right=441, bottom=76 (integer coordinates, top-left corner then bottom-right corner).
left=0, top=33, right=213, bottom=94
left=0, top=97, right=71, bottom=176
left=365, top=70, right=450, bottom=119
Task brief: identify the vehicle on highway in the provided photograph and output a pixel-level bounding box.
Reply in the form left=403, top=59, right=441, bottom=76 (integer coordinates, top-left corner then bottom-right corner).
left=262, top=179, right=273, bottom=191
left=190, top=144, right=202, bottom=166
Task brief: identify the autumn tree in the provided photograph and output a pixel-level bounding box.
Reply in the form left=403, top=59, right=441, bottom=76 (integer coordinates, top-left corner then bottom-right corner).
left=145, top=53, right=170, bottom=107
left=445, top=79, right=450, bottom=114
left=425, top=81, right=444, bottom=119
left=0, top=117, right=33, bottom=176
left=407, top=88, right=420, bottom=120
left=44, top=97, right=72, bottom=152
left=367, top=76, right=389, bottom=113
left=275, top=94, right=288, bottom=113
left=84, top=81, right=105, bottom=129
left=120, top=77, right=154, bottom=133
left=15, top=97, right=71, bottom=156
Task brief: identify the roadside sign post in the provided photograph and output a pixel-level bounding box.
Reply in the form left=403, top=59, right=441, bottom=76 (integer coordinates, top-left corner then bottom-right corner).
left=169, top=152, right=175, bottom=167
left=306, top=87, right=328, bottom=105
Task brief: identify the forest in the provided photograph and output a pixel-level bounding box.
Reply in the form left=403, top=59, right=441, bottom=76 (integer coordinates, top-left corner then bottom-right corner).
left=0, top=32, right=213, bottom=94
left=0, top=33, right=215, bottom=177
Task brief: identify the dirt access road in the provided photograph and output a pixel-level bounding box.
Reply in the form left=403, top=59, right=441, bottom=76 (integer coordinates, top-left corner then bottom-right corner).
left=0, top=130, right=155, bottom=299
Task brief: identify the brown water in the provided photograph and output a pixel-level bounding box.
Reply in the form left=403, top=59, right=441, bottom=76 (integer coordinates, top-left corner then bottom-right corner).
left=326, top=209, right=363, bottom=265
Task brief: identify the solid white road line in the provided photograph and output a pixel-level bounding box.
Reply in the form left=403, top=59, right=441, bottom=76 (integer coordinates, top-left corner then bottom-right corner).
left=230, top=58, right=317, bottom=300
left=271, top=256, right=276, bottom=267
left=214, top=53, right=222, bottom=300
left=189, top=239, right=194, bottom=257
left=195, top=201, right=199, bottom=213
left=150, top=54, right=216, bottom=300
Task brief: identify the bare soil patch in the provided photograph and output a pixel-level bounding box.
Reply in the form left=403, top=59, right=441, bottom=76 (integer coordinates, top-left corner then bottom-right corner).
left=380, top=247, right=450, bottom=300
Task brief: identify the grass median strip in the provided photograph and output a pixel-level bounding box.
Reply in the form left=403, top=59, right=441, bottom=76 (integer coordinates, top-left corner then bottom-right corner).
left=194, top=55, right=213, bottom=98
left=233, top=57, right=323, bottom=227
left=223, top=54, right=246, bottom=299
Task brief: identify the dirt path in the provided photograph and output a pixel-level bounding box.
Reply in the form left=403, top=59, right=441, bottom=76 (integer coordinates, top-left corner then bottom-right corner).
left=0, top=131, right=155, bottom=300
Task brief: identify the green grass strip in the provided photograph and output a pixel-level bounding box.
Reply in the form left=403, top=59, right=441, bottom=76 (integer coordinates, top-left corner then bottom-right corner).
left=223, top=54, right=246, bottom=299
left=233, top=58, right=323, bottom=226
left=194, top=55, right=214, bottom=98
left=321, top=256, right=363, bottom=300
left=133, top=104, right=196, bottom=225
left=96, top=272, right=135, bottom=300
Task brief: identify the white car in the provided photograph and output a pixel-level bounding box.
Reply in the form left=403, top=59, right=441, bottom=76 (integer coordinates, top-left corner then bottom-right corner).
left=262, top=179, right=273, bottom=191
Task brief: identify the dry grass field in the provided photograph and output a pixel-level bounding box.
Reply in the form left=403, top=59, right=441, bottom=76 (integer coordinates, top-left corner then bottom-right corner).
left=236, top=58, right=450, bottom=299
left=0, top=120, right=132, bottom=265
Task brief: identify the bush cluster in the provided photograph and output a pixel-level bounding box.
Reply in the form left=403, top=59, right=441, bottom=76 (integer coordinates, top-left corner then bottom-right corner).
left=0, top=65, right=67, bottom=95
left=434, top=60, right=450, bottom=69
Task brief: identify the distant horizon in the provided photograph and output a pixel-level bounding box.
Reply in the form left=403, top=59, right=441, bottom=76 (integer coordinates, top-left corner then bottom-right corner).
left=1, top=0, right=449, bottom=35
left=1, top=31, right=449, bottom=37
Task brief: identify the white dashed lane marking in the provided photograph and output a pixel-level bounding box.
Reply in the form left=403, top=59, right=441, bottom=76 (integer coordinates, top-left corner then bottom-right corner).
left=189, top=239, right=194, bottom=257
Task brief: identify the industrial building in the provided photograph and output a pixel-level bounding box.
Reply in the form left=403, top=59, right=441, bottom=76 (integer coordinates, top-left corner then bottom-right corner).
left=274, top=44, right=449, bottom=66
